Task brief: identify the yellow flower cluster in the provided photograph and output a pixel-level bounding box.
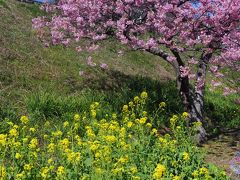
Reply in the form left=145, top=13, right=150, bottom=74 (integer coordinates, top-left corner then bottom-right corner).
left=0, top=93, right=228, bottom=179
left=0, top=134, right=7, bottom=146
left=0, top=165, right=7, bottom=179
left=170, top=115, right=178, bottom=126
left=153, top=164, right=166, bottom=179
left=182, top=152, right=190, bottom=161
left=20, top=116, right=29, bottom=124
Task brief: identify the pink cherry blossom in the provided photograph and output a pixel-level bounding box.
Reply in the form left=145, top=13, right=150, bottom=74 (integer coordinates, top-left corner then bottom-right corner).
left=87, top=56, right=96, bottom=67
left=100, top=63, right=109, bottom=70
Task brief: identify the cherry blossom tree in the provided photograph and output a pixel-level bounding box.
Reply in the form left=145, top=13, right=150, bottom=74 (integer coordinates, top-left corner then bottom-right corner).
left=33, top=0, right=240, bottom=143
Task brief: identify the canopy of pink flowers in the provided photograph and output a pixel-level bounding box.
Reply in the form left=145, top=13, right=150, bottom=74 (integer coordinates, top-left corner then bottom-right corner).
left=33, top=0, right=240, bottom=91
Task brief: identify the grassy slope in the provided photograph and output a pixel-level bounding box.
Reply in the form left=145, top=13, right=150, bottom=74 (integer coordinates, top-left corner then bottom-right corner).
left=0, top=0, right=176, bottom=121
left=0, top=0, right=239, bottom=128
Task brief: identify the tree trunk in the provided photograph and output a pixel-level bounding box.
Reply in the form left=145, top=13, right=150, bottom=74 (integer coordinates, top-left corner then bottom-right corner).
left=191, top=52, right=212, bottom=143
left=178, top=52, right=212, bottom=144
left=178, top=76, right=207, bottom=144
left=144, top=46, right=211, bottom=144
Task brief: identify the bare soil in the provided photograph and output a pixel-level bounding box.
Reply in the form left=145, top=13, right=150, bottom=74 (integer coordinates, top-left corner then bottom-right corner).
left=203, top=129, right=240, bottom=179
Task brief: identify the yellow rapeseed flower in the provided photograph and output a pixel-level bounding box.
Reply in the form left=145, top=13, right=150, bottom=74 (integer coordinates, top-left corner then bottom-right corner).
left=140, top=91, right=148, bottom=99
left=94, top=167, right=103, bottom=174
left=118, top=156, right=129, bottom=164
left=41, top=167, right=49, bottom=179
left=47, top=143, right=55, bottom=153
left=112, top=167, right=124, bottom=174
left=20, top=116, right=29, bottom=124
left=90, top=143, right=99, bottom=151
left=75, top=135, right=80, bottom=140
left=86, top=128, right=95, bottom=138
left=57, top=166, right=65, bottom=176
left=139, top=117, right=147, bottom=124
left=142, top=111, right=147, bottom=117
left=29, top=138, right=38, bottom=149
left=9, top=128, right=18, bottom=137
left=95, top=152, right=101, bottom=159
left=193, top=121, right=202, bottom=128
left=63, top=121, right=69, bottom=128
left=122, top=105, right=129, bottom=112
left=59, top=138, right=70, bottom=149
left=130, top=166, right=138, bottom=174
left=47, top=158, right=53, bottom=164
left=0, top=165, right=7, bottom=178
left=13, top=125, right=19, bottom=129
left=16, top=172, right=24, bottom=180
left=129, top=101, right=134, bottom=107
left=134, top=96, right=140, bottom=103
left=173, top=175, right=181, bottom=180
left=7, top=121, right=14, bottom=126
left=91, top=110, right=97, bottom=118
left=112, top=113, right=117, bottom=119
left=120, top=127, right=126, bottom=136
left=74, top=114, right=80, bottom=121
left=192, top=170, right=199, bottom=178
left=159, top=102, right=166, bottom=108
left=182, top=112, right=189, bottom=118
left=159, top=137, right=167, bottom=143
left=31, top=151, right=38, bottom=158
left=29, top=127, right=36, bottom=133
left=153, top=164, right=166, bottom=179
left=135, top=118, right=140, bottom=124
left=52, top=130, right=63, bottom=137
left=151, top=128, right=158, bottom=135
left=74, top=123, right=80, bottom=130
left=146, top=123, right=152, bottom=128
left=105, top=135, right=117, bottom=143
left=199, top=167, right=208, bottom=175
left=182, top=152, right=190, bottom=161
left=132, top=176, right=141, bottom=180
left=43, top=134, right=48, bottom=139
left=94, top=102, right=100, bottom=107
left=75, top=152, right=81, bottom=162
left=24, top=164, right=32, bottom=171
left=127, top=121, right=133, bottom=128
left=170, top=115, right=178, bottom=126
left=0, top=134, right=7, bottom=146
left=49, top=165, right=54, bottom=170
left=15, top=153, right=22, bottom=160
left=48, top=158, right=53, bottom=164
left=67, top=152, right=76, bottom=163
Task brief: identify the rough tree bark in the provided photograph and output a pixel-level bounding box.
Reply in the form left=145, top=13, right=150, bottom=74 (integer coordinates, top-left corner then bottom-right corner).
left=178, top=51, right=212, bottom=144
left=146, top=46, right=211, bottom=144
left=190, top=52, right=212, bottom=143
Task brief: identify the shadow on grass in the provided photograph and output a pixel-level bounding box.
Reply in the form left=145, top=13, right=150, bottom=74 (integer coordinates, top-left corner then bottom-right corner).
left=82, top=69, right=182, bottom=110
left=0, top=69, right=239, bottom=132
left=0, top=70, right=182, bottom=127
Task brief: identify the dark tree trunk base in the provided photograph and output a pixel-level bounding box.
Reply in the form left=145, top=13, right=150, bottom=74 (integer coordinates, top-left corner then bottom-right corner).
left=194, top=125, right=208, bottom=144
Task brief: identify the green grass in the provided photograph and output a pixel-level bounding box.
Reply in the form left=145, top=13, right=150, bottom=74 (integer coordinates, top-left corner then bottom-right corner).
left=205, top=91, right=239, bottom=128
left=0, top=0, right=7, bottom=8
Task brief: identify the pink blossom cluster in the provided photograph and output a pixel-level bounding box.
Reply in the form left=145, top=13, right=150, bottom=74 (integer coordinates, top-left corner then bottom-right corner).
left=33, top=0, right=240, bottom=94
left=180, top=66, right=190, bottom=78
